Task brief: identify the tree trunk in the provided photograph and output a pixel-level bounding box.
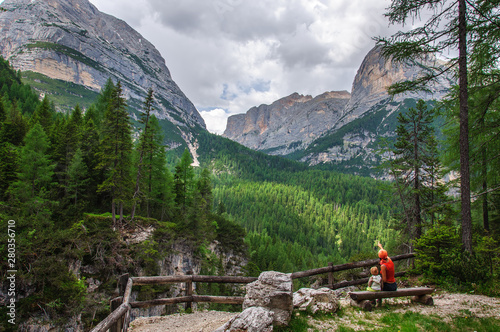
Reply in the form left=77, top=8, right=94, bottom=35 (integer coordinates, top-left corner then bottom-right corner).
left=111, top=200, right=116, bottom=229
left=481, top=116, right=489, bottom=232
left=119, top=202, right=124, bottom=225
left=458, top=0, right=472, bottom=252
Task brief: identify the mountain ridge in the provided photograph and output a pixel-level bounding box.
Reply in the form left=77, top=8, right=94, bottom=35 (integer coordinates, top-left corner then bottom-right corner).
left=0, top=0, right=205, bottom=132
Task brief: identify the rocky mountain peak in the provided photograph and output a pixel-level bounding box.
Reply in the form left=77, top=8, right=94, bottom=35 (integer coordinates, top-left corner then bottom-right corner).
left=224, top=91, right=351, bottom=154
left=0, top=0, right=205, bottom=129
left=338, top=46, right=450, bottom=126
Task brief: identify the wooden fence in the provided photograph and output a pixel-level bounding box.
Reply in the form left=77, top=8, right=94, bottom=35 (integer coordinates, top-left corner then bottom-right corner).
left=90, top=253, right=415, bottom=332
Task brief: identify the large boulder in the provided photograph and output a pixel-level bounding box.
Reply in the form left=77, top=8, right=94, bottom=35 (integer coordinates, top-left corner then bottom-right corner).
left=213, top=306, right=274, bottom=332
left=293, top=287, right=340, bottom=314
left=242, top=271, right=293, bottom=326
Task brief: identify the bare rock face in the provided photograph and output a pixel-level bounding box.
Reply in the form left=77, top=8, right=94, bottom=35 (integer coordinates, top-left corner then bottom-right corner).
left=0, top=0, right=205, bottom=129
left=293, top=287, right=340, bottom=314
left=242, top=271, right=293, bottom=326
left=214, top=306, right=274, bottom=332
left=224, top=91, right=350, bottom=155
left=337, top=45, right=450, bottom=127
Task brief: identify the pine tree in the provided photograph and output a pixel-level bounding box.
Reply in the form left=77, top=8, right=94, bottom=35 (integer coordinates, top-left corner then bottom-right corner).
left=97, top=82, right=133, bottom=227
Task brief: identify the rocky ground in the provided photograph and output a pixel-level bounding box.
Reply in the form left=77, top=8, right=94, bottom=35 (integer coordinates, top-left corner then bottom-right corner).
left=129, top=291, right=500, bottom=331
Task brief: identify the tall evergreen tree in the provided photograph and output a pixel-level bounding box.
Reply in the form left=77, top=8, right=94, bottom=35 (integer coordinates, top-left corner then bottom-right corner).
left=96, top=82, right=133, bottom=227
left=9, top=123, right=54, bottom=218
left=375, top=0, right=499, bottom=251
left=65, top=147, right=89, bottom=218
left=131, top=88, right=154, bottom=220
left=388, top=100, right=446, bottom=250
left=30, top=95, right=54, bottom=131
left=174, top=149, right=195, bottom=224
left=141, top=115, right=173, bottom=219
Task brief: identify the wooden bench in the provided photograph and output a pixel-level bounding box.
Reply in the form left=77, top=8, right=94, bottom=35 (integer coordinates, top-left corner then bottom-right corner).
left=349, top=287, right=435, bottom=311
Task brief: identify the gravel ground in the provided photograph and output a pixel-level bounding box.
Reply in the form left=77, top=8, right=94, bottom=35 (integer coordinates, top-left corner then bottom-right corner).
left=129, top=311, right=236, bottom=332
left=129, top=292, right=500, bottom=332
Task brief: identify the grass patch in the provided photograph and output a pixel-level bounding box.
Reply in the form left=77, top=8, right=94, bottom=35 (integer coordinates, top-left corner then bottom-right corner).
left=274, top=311, right=312, bottom=332
left=377, top=311, right=500, bottom=332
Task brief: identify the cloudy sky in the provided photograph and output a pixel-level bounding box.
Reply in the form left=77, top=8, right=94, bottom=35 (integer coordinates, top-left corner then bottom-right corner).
left=84, top=0, right=399, bottom=134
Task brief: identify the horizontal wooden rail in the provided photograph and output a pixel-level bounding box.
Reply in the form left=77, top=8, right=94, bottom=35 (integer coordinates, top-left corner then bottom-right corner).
left=291, top=253, right=415, bottom=279
left=131, top=275, right=257, bottom=285
left=130, top=295, right=244, bottom=308
left=330, top=271, right=407, bottom=290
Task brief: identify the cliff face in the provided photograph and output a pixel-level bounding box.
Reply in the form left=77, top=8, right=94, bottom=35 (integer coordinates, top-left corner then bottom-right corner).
left=336, top=45, right=450, bottom=128
left=0, top=0, right=205, bottom=129
left=224, top=91, right=351, bottom=155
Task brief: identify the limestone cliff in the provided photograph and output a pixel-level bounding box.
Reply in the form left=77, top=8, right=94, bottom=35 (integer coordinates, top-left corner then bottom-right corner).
left=224, top=91, right=350, bottom=155
left=0, top=0, right=205, bottom=130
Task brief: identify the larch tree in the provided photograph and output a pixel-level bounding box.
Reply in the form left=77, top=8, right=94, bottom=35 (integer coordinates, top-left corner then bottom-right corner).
left=376, top=0, right=500, bottom=251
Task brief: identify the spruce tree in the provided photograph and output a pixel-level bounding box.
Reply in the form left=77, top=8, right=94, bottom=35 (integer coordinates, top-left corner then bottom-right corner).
left=174, top=149, right=195, bottom=225
left=131, top=88, right=154, bottom=220
left=9, top=123, right=54, bottom=218
left=142, top=115, right=173, bottom=220
left=97, top=82, right=133, bottom=227
left=389, top=100, right=443, bottom=250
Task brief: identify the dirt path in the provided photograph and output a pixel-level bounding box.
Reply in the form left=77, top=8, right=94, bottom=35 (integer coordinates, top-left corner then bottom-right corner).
left=129, top=292, right=500, bottom=332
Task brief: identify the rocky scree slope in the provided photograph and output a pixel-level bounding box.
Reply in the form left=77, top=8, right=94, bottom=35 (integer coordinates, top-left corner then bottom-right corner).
left=0, top=0, right=205, bottom=132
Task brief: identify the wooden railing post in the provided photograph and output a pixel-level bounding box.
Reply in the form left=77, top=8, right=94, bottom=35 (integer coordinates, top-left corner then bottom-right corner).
left=185, top=272, right=193, bottom=311
left=118, top=273, right=130, bottom=296
left=328, top=262, right=334, bottom=288
left=109, top=297, right=123, bottom=332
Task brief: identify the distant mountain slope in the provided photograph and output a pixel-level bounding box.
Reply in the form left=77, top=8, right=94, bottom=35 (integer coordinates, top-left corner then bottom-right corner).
left=0, top=0, right=205, bottom=148
left=224, top=46, right=452, bottom=176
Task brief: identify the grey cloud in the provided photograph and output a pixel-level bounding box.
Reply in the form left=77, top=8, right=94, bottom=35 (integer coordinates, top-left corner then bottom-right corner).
left=146, top=0, right=315, bottom=41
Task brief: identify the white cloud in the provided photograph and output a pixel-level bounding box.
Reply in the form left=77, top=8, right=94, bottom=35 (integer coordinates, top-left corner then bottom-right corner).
left=83, top=0, right=397, bottom=133
left=199, top=108, right=230, bottom=135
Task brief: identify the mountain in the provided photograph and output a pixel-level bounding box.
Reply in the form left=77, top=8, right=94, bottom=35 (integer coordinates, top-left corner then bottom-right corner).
left=223, top=91, right=351, bottom=155
left=224, top=46, right=452, bottom=176
left=0, top=0, right=205, bottom=148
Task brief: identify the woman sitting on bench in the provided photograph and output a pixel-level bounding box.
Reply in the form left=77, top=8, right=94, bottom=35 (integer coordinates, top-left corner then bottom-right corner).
left=377, top=242, right=397, bottom=291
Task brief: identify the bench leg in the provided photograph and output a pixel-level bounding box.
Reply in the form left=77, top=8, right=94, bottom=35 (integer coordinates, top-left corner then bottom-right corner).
left=411, top=294, right=434, bottom=305
left=350, top=299, right=373, bottom=311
